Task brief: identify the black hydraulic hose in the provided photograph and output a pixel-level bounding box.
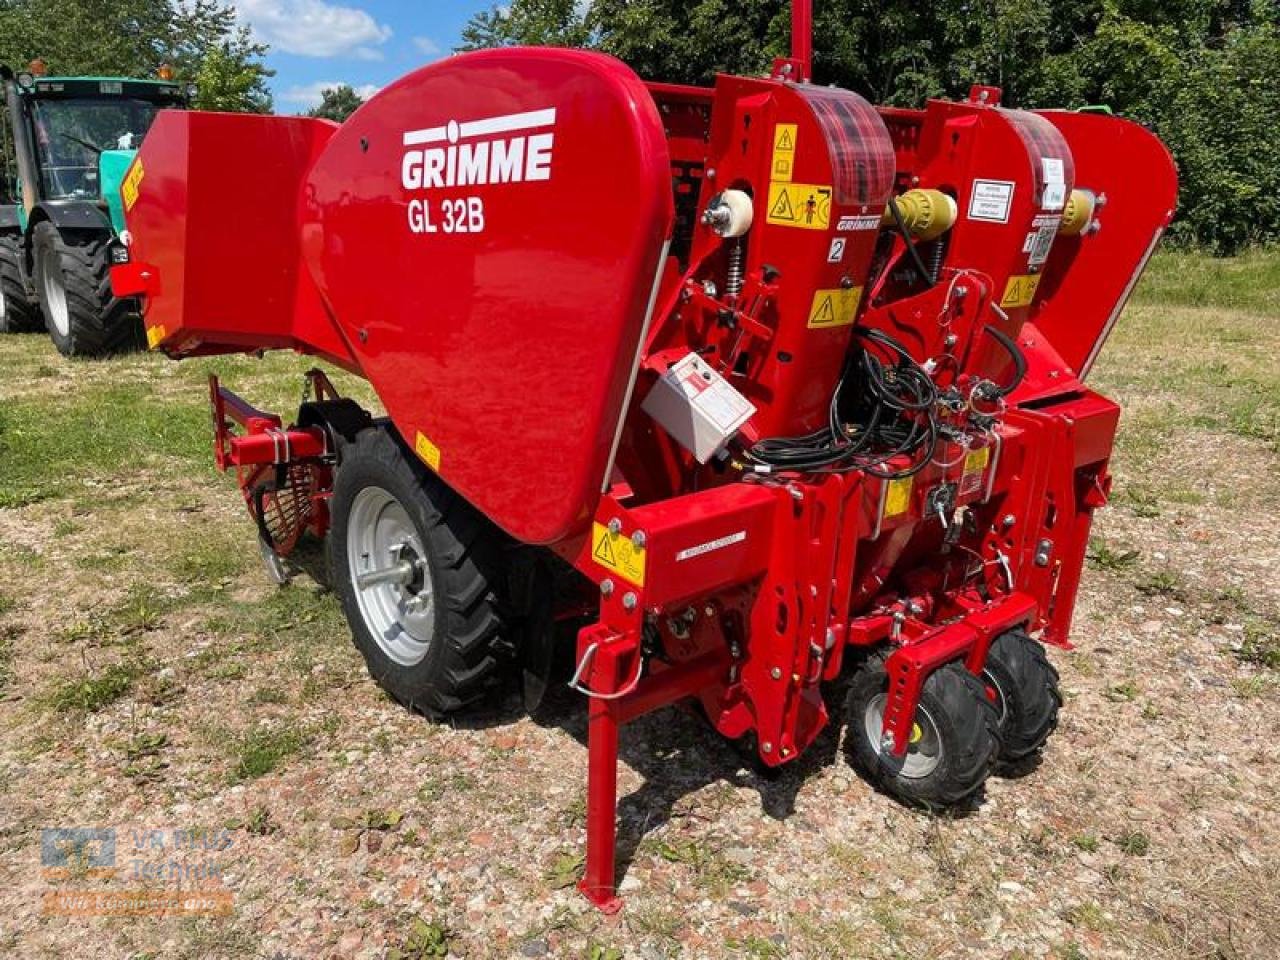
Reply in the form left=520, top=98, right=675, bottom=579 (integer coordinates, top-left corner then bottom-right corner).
left=982, top=324, right=1027, bottom=398
left=887, top=195, right=934, bottom=289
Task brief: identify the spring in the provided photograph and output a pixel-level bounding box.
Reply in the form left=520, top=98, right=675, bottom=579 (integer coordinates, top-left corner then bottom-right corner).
left=927, top=238, right=945, bottom=285
left=725, top=239, right=744, bottom=299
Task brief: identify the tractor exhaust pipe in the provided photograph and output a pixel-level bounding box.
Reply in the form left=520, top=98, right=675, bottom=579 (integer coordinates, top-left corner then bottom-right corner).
left=1, top=66, right=40, bottom=213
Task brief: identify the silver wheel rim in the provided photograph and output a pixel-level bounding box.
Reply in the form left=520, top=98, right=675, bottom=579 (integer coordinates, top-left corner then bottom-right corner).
left=40, top=249, right=70, bottom=337
left=346, top=486, right=435, bottom=666
left=864, top=693, right=943, bottom=779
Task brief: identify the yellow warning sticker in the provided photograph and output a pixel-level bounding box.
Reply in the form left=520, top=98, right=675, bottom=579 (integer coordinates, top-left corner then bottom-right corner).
left=591, top=521, right=646, bottom=588
left=807, top=287, right=863, bottom=329
left=414, top=431, right=441, bottom=471
left=121, top=159, right=144, bottom=212
left=964, top=446, right=991, bottom=473
left=144, top=323, right=165, bottom=349
left=771, top=123, right=797, bottom=182
left=1000, top=273, right=1041, bottom=308
left=884, top=477, right=913, bottom=518
left=766, top=181, right=832, bottom=230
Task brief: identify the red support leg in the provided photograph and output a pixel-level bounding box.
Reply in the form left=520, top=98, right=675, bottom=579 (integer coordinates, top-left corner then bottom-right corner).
left=579, top=694, right=623, bottom=913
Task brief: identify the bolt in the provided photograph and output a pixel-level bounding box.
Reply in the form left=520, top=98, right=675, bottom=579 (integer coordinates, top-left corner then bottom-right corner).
left=622, top=592, right=638, bottom=611
left=770, top=667, right=782, bottom=680
left=944, top=333, right=958, bottom=348
left=880, top=732, right=896, bottom=752
left=1002, top=514, right=1016, bottom=528
left=954, top=285, right=968, bottom=299
left=780, top=746, right=791, bottom=758
left=704, top=604, right=715, bottom=617
left=631, top=530, right=646, bottom=549
left=706, top=167, right=717, bottom=180
left=729, top=642, right=742, bottom=659
left=761, top=741, right=773, bottom=753
left=600, top=579, right=615, bottom=597
left=607, top=517, right=622, bottom=535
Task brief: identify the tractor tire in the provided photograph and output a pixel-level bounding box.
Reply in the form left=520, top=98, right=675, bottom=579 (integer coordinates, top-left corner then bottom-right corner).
left=329, top=426, right=513, bottom=717
left=31, top=221, right=142, bottom=357
left=844, top=654, right=1001, bottom=807
left=0, top=232, right=40, bottom=333
left=981, top=629, right=1062, bottom=763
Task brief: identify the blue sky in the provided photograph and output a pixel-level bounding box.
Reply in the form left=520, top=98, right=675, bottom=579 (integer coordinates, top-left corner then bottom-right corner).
left=230, top=1, right=499, bottom=112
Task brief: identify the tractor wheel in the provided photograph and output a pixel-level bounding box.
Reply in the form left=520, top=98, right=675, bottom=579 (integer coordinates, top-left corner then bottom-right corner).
left=844, top=655, right=1001, bottom=807
left=329, top=426, right=513, bottom=717
left=32, top=221, right=142, bottom=357
left=0, top=232, right=40, bottom=333
left=981, top=629, right=1062, bottom=763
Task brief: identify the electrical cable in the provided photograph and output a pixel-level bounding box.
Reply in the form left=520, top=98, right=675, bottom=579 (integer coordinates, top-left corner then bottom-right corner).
left=887, top=195, right=935, bottom=289
left=980, top=324, right=1027, bottom=398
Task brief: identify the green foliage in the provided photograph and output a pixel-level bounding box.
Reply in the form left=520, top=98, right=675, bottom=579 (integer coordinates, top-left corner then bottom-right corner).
left=388, top=918, right=452, bottom=960
left=462, top=0, right=1280, bottom=253
left=305, top=85, right=365, bottom=123
left=0, top=0, right=272, bottom=113
left=458, top=0, right=592, bottom=51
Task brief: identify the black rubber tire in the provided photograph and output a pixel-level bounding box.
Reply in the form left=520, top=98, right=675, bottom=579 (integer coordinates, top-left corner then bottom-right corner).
left=844, top=655, right=1001, bottom=807
left=0, top=232, right=40, bottom=333
left=981, top=629, right=1062, bottom=762
left=31, top=221, right=143, bottom=357
left=329, top=426, right=512, bottom=717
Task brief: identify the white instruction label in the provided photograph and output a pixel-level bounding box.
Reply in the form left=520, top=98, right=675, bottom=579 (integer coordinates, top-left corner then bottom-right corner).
left=1041, top=157, right=1066, bottom=210
left=968, top=179, right=1014, bottom=223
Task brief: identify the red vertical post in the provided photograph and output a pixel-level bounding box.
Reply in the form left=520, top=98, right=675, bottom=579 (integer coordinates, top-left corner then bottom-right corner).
left=579, top=694, right=623, bottom=913
left=791, top=0, right=813, bottom=82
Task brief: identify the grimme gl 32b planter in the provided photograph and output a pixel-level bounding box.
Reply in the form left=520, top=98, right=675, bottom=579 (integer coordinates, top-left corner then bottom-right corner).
left=111, top=0, right=1176, bottom=910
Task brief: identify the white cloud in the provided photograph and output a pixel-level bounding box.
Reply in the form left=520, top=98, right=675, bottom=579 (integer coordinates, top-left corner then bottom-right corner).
left=280, top=79, right=380, bottom=110
left=412, top=36, right=443, bottom=58
left=234, top=0, right=392, bottom=60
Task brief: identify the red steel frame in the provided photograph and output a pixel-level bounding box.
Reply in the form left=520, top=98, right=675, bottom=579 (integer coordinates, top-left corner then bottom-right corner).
left=112, top=0, right=1176, bottom=912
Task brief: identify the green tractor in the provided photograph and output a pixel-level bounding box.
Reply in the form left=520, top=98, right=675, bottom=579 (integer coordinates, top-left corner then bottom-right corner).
left=0, top=65, right=187, bottom=356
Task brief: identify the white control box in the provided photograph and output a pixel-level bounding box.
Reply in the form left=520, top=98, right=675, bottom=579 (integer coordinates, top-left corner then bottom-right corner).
left=642, top=352, right=756, bottom=463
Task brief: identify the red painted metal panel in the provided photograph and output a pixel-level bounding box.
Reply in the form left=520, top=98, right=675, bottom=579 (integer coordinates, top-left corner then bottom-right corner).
left=302, top=48, right=674, bottom=545
left=1031, top=111, right=1177, bottom=377
left=123, top=111, right=352, bottom=365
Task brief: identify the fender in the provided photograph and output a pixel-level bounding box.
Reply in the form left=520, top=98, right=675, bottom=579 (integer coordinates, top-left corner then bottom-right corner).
left=30, top=199, right=113, bottom=234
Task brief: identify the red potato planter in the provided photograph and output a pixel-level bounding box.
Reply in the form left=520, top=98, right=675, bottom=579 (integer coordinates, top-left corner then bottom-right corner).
left=111, top=0, right=1176, bottom=911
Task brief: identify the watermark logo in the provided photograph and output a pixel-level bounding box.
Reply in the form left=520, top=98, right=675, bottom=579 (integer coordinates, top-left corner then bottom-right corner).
left=40, top=828, right=116, bottom=879
left=40, top=826, right=235, bottom=917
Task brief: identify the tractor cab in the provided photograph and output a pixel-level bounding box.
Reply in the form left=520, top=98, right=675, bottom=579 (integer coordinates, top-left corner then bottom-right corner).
left=0, top=63, right=187, bottom=353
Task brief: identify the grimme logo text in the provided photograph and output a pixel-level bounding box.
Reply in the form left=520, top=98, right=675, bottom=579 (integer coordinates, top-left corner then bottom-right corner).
left=400, top=107, right=556, bottom=234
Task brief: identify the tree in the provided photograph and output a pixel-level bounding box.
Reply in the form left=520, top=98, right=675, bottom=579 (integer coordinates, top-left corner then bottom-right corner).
left=457, top=0, right=591, bottom=51
left=0, top=0, right=273, bottom=113
left=306, top=85, right=365, bottom=123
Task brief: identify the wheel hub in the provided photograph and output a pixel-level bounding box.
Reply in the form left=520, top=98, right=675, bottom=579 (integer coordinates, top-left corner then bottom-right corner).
left=865, top=693, right=942, bottom=778
left=40, top=250, right=70, bottom=337
left=346, top=486, right=435, bottom=666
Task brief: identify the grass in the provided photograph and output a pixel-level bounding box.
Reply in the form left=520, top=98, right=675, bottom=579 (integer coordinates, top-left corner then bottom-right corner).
left=49, top=660, right=144, bottom=712
left=1095, top=248, right=1280, bottom=472
left=229, top=723, right=311, bottom=782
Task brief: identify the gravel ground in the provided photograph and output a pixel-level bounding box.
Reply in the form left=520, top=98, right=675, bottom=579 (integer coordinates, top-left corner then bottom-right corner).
left=0, top=256, right=1276, bottom=959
